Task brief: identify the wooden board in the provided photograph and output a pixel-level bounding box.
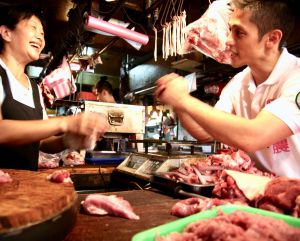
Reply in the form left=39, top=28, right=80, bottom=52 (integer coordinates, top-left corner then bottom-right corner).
left=63, top=190, right=181, bottom=241
left=0, top=169, right=77, bottom=233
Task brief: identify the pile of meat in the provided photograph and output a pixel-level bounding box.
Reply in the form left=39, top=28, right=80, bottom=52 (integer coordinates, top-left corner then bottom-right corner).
left=164, top=150, right=271, bottom=185
left=256, top=177, right=300, bottom=217
left=212, top=169, right=273, bottom=201
left=156, top=210, right=300, bottom=241
left=170, top=174, right=300, bottom=218
left=164, top=149, right=300, bottom=218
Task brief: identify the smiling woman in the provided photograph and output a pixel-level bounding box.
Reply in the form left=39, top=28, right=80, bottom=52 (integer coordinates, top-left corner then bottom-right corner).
left=0, top=4, right=108, bottom=171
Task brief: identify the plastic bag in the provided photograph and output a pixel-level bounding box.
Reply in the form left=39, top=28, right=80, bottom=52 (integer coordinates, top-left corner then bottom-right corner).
left=182, top=0, right=232, bottom=64
left=38, top=151, right=61, bottom=168
left=61, top=149, right=85, bottom=166
left=42, top=56, right=77, bottom=99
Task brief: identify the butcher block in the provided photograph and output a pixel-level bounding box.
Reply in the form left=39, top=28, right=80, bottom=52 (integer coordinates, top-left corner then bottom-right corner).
left=0, top=169, right=78, bottom=241
left=63, top=190, right=181, bottom=241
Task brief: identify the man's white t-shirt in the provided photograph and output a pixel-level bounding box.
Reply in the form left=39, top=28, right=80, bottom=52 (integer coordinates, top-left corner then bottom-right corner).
left=215, top=48, right=300, bottom=178
left=0, top=59, right=47, bottom=119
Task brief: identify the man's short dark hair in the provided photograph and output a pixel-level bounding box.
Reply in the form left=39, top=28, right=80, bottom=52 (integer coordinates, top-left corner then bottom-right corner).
left=231, top=0, right=296, bottom=48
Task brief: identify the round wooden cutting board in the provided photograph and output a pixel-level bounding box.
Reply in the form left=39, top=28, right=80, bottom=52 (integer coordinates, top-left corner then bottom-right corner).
left=0, top=169, right=78, bottom=241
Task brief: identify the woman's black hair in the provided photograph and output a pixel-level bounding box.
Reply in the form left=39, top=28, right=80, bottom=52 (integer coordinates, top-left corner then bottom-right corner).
left=0, top=4, right=45, bottom=53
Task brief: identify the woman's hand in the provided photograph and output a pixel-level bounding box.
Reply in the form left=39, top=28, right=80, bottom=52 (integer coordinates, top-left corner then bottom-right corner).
left=61, top=112, right=109, bottom=150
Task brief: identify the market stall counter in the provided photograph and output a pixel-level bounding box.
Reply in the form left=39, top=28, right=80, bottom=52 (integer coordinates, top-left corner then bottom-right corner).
left=63, top=190, right=180, bottom=241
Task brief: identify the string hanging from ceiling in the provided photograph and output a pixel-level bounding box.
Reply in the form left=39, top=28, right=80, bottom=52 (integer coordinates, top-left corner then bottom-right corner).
left=151, top=0, right=186, bottom=61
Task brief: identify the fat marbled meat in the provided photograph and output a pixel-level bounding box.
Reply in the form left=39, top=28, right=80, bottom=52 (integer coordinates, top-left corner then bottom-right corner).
left=81, top=194, right=140, bottom=220
left=256, top=176, right=300, bottom=217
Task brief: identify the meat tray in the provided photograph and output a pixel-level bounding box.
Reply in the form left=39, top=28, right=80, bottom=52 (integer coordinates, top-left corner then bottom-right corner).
left=131, top=204, right=300, bottom=241
left=150, top=173, right=215, bottom=197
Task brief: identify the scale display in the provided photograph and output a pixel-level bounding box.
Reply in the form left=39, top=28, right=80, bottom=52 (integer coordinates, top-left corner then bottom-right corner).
left=126, top=155, right=148, bottom=169
left=137, top=160, right=163, bottom=175
left=116, top=153, right=187, bottom=180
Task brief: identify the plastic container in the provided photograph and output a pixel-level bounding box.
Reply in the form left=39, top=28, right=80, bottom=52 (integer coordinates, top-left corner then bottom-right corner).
left=132, top=204, right=300, bottom=241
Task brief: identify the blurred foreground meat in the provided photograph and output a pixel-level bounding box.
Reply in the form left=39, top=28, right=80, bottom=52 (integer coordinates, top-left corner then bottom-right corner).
left=81, top=194, right=140, bottom=220
left=256, top=176, right=300, bottom=217
left=156, top=210, right=300, bottom=241
left=0, top=170, right=12, bottom=184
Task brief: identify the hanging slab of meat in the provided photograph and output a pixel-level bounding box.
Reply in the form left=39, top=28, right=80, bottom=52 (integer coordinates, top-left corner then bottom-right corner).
left=182, top=0, right=232, bottom=64
left=0, top=169, right=77, bottom=233
left=170, top=197, right=247, bottom=217
left=213, top=170, right=272, bottom=201
left=156, top=210, right=300, bottom=241
left=256, top=176, right=300, bottom=217
left=81, top=194, right=140, bottom=220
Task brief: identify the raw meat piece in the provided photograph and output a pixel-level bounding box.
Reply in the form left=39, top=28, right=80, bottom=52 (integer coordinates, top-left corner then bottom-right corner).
left=256, top=176, right=300, bottom=217
left=213, top=170, right=271, bottom=201
left=39, top=81, right=55, bottom=107
left=0, top=170, right=12, bottom=184
left=170, top=197, right=204, bottom=217
left=182, top=0, right=232, bottom=64
left=47, top=169, right=73, bottom=184
left=170, top=197, right=246, bottom=217
left=62, top=150, right=84, bottom=166
left=81, top=194, right=140, bottom=220
left=163, top=150, right=267, bottom=185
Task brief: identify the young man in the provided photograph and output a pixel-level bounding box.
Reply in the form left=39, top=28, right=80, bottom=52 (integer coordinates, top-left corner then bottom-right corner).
left=155, top=0, right=300, bottom=178
left=94, top=77, right=117, bottom=103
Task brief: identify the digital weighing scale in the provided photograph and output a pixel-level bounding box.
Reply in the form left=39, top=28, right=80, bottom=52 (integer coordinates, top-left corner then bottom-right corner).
left=116, top=152, right=207, bottom=181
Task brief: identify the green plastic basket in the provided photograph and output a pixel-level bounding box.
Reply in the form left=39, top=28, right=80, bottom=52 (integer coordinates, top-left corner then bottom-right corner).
left=132, top=204, right=300, bottom=241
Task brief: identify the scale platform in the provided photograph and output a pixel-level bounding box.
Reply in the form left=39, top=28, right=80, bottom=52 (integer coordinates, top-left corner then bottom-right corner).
left=115, top=152, right=207, bottom=181
left=85, top=151, right=128, bottom=165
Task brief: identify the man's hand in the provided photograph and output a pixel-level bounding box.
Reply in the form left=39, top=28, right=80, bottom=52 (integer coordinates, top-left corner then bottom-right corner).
left=155, top=73, right=190, bottom=107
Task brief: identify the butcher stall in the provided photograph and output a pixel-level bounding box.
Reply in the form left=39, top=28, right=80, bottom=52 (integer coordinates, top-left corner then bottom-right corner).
left=2, top=150, right=300, bottom=241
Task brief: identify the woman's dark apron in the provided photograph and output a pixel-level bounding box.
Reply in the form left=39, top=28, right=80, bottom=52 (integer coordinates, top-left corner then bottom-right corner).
left=0, top=65, right=43, bottom=171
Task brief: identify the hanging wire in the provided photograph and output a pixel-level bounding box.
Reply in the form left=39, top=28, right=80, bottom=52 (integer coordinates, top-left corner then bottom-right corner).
left=159, top=0, right=171, bottom=29
left=121, top=6, right=147, bottom=34
left=169, top=0, right=177, bottom=19
left=177, top=0, right=184, bottom=16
